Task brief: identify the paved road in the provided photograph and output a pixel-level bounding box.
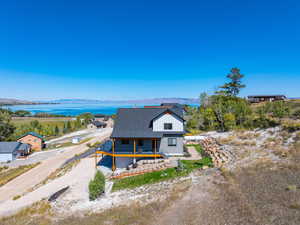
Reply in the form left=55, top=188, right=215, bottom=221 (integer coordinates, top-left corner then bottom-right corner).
left=0, top=127, right=112, bottom=203
left=46, top=119, right=113, bottom=145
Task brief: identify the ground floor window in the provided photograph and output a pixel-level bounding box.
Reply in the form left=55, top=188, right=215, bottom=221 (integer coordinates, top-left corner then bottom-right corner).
left=168, top=138, right=177, bottom=146
left=121, top=139, right=129, bottom=145
left=138, top=140, right=144, bottom=146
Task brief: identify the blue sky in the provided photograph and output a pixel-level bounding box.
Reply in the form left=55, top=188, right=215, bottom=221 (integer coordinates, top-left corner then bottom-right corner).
left=0, top=0, right=300, bottom=100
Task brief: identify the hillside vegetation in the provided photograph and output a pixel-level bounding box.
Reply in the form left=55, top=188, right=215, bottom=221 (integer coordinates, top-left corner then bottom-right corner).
left=186, top=68, right=300, bottom=134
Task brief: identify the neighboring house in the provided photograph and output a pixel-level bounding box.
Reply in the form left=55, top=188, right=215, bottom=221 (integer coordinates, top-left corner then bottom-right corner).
left=94, top=113, right=106, bottom=118
left=0, top=142, right=31, bottom=162
left=248, top=95, right=287, bottom=103
left=99, top=107, right=185, bottom=169
left=87, top=121, right=107, bottom=129
left=94, top=114, right=110, bottom=122
left=161, top=103, right=186, bottom=111
left=17, top=132, right=45, bottom=151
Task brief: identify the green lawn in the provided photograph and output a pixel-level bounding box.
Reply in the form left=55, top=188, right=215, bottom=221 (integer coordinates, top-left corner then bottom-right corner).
left=112, top=157, right=213, bottom=192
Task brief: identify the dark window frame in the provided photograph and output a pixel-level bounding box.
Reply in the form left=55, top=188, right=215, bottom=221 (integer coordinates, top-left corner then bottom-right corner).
left=168, top=138, right=177, bottom=146
left=164, top=123, right=173, bottom=130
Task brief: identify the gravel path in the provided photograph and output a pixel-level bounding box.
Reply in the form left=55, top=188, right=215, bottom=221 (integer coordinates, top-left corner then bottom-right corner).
left=0, top=128, right=112, bottom=203
left=0, top=157, right=96, bottom=217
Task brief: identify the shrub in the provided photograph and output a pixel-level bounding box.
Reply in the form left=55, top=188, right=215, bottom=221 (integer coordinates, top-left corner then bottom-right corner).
left=13, top=195, right=21, bottom=200
left=282, top=121, right=300, bottom=132
left=253, top=117, right=279, bottom=129
left=89, top=171, right=105, bottom=201
left=293, top=109, right=300, bottom=119
left=176, top=160, right=185, bottom=172
left=224, top=113, right=236, bottom=130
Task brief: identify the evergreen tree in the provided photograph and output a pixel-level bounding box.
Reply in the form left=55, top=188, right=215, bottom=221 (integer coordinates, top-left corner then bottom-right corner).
left=67, top=121, right=72, bottom=131
left=54, top=125, right=60, bottom=136
left=63, top=122, right=68, bottom=134
left=217, top=67, right=245, bottom=96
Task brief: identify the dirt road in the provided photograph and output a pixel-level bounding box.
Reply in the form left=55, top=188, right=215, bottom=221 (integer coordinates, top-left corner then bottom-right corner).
left=0, top=157, right=96, bottom=217
left=0, top=128, right=112, bottom=203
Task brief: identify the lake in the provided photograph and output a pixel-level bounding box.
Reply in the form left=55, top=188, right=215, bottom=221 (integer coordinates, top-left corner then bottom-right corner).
left=5, top=103, right=147, bottom=116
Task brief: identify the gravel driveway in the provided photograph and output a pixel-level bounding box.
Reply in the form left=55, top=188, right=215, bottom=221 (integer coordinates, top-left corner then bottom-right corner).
left=0, top=157, right=96, bottom=217
left=0, top=128, right=112, bottom=203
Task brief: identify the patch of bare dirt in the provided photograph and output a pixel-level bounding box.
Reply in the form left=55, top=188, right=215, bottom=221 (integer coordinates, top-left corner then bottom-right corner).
left=153, top=128, right=300, bottom=225
left=154, top=161, right=300, bottom=225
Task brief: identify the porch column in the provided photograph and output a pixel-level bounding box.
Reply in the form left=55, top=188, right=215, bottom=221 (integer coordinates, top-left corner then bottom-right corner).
left=112, top=139, right=116, bottom=171
left=95, top=149, right=97, bottom=168
left=154, top=139, right=157, bottom=162
left=133, top=139, right=136, bottom=164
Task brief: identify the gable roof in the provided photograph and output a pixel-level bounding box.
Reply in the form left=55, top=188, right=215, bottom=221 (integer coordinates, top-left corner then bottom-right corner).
left=18, top=132, right=44, bottom=141
left=150, top=108, right=185, bottom=123
left=92, top=121, right=106, bottom=127
left=111, top=108, right=184, bottom=138
left=0, top=142, right=30, bottom=154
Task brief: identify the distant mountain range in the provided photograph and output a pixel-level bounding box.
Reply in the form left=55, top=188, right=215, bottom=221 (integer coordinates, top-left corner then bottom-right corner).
left=3, top=97, right=300, bottom=106
left=45, top=98, right=199, bottom=105
left=0, top=98, right=43, bottom=106
left=0, top=97, right=199, bottom=106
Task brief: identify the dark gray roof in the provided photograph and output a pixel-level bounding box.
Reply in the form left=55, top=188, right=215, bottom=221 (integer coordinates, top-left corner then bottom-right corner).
left=92, top=121, right=106, bottom=127
left=161, top=103, right=184, bottom=108
left=160, top=103, right=186, bottom=112
left=248, top=95, right=286, bottom=98
left=111, top=108, right=184, bottom=138
left=0, top=142, right=30, bottom=154
left=19, top=143, right=30, bottom=151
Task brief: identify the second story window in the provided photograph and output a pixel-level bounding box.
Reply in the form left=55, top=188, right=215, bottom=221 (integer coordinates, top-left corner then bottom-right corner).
left=164, top=123, right=173, bottom=130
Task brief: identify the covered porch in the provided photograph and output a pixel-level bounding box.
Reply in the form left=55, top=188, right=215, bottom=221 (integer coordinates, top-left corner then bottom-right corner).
left=95, top=138, right=163, bottom=171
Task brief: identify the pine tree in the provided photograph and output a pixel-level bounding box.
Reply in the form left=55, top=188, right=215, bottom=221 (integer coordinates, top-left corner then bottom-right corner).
left=67, top=121, right=72, bottom=131
left=54, top=125, right=60, bottom=136
left=217, top=67, right=245, bottom=96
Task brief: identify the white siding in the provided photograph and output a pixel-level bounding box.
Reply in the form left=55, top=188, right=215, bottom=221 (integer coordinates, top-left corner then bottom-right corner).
left=153, top=113, right=184, bottom=132
left=159, top=137, right=184, bottom=155
left=0, top=153, right=13, bottom=162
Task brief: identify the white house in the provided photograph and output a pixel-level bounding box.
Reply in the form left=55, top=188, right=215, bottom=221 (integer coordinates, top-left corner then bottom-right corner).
left=0, top=142, right=31, bottom=162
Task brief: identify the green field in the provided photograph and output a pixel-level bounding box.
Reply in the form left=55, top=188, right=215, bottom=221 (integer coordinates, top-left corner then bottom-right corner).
left=10, top=117, right=85, bottom=141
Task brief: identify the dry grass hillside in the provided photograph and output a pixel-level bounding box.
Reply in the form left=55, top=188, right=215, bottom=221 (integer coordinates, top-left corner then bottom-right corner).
left=2, top=127, right=300, bottom=225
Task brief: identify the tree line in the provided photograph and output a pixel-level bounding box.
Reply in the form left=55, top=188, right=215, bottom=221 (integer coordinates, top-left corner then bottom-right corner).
left=0, top=109, right=96, bottom=141
left=186, top=68, right=293, bottom=132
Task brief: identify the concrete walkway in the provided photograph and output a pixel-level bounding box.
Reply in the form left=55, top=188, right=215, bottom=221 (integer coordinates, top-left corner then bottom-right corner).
left=172, top=146, right=202, bottom=161
left=186, top=146, right=202, bottom=160
left=0, top=128, right=112, bottom=203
